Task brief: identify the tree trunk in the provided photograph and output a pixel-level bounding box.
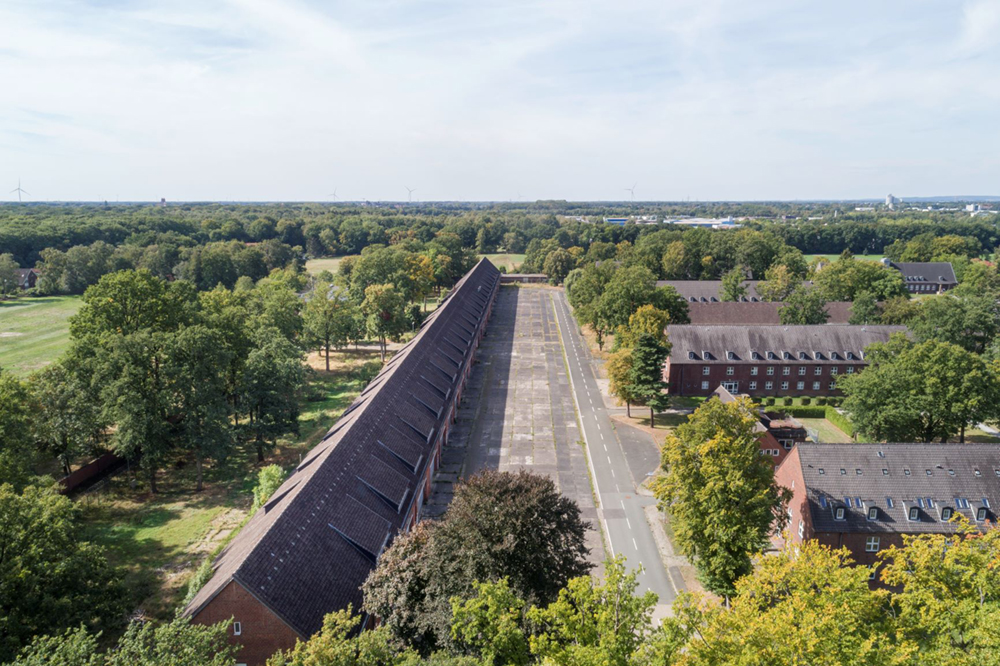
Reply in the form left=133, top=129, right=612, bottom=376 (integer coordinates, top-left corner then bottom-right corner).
left=380, top=336, right=387, bottom=362
left=149, top=468, right=158, bottom=494
left=650, top=406, right=655, bottom=428
left=960, top=425, right=966, bottom=443
left=257, top=439, right=265, bottom=463
left=325, top=342, right=331, bottom=371
left=626, top=401, right=631, bottom=417
left=195, top=452, right=204, bottom=492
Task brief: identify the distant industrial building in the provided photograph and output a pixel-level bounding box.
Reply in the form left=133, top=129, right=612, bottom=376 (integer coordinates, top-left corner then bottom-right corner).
left=663, top=324, right=906, bottom=398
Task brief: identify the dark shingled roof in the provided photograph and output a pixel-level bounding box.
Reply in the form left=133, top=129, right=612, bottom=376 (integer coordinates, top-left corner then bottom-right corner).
left=887, top=261, right=958, bottom=285
left=656, top=280, right=763, bottom=302
left=686, top=301, right=853, bottom=325
left=183, top=258, right=500, bottom=638
left=793, top=442, right=1000, bottom=534
left=667, top=324, right=906, bottom=363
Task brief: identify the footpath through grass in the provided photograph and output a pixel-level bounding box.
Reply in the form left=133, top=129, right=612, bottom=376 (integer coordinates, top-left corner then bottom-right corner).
left=0, top=295, right=82, bottom=375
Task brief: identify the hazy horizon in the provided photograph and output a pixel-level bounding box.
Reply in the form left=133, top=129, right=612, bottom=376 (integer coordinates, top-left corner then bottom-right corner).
left=3, top=1, right=999, bottom=202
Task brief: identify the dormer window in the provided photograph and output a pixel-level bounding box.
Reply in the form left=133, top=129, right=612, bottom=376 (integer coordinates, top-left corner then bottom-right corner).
left=867, top=506, right=878, bottom=521
left=834, top=506, right=846, bottom=520
left=846, top=351, right=856, bottom=360
left=726, top=351, right=735, bottom=360
left=814, top=351, right=824, bottom=360
left=908, top=506, right=920, bottom=521
left=977, top=507, right=989, bottom=522
left=767, top=351, right=776, bottom=360
left=782, top=351, right=791, bottom=360
left=688, top=352, right=698, bottom=360
left=798, top=352, right=808, bottom=360
left=702, top=350, right=711, bottom=360
left=941, top=506, right=954, bottom=521
left=751, top=351, right=761, bottom=360
left=710, top=296, right=718, bottom=302
left=830, top=351, right=841, bottom=360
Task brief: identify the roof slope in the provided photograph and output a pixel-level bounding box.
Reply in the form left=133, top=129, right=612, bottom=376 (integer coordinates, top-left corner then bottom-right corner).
left=686, top=301, right=853, bottom=325
left=793, top=442, right=1000, bottom=534
left=889, top=261, right=957, bottom=284
left=667, top=325, right=906, bottom=363
left=183, top=258, right=500, bottom=637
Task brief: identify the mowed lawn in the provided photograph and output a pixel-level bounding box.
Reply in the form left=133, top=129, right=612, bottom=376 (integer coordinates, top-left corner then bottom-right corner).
left=0, top=295, right=82, bottom=375
left=798, top=417, right=854, bottom=443
left=480, top=253, right=526, bottom=271
left=305, top=255, right=357, bottom=275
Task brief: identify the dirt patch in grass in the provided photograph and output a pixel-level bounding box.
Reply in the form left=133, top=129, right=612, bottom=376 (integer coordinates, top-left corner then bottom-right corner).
left=610, top=411, right=686, bottom=441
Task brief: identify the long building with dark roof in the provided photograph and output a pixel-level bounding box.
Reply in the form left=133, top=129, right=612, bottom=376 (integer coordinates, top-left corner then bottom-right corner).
left=183, top=258, right=501, bottom=665
left=664, top=324, right=906, bottom=398
left=880, top=259, right=957, bottom=293
left=776, top=442, right=1000, bottom=582
left=686, top=300, right=854, bottom=325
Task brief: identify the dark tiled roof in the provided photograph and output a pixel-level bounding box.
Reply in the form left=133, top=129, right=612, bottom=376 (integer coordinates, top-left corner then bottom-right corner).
left=183, top=258, right=501, bottom=637
left=656, top=280, right=763, bottom=302
left=667, top=325, right=906, bottom=363
left=888, top=261, right=957, bottom=285
left=686, top=301, right=853, bottom=325
left=794, top=442, right=1000, bottom=534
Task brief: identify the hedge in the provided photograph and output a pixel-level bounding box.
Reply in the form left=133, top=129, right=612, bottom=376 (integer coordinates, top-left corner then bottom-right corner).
left=826, top=407, right=856, bottom=438
left=784, top=406, right=827, bottom=418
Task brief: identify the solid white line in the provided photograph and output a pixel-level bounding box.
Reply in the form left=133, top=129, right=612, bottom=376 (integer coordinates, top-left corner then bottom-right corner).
left=626, top=518, right=632, bottom=529
left=633, top=538, right=638, bottom=550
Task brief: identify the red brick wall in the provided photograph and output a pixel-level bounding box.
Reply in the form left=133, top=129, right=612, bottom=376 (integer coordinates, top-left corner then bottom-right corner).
left=758, top=431, right=789, bottom=467
left=666, top=361, right=864, bottom=397
left=772, top=447, right=811, bottom=549
left=191, top=580, right=302, bottom=666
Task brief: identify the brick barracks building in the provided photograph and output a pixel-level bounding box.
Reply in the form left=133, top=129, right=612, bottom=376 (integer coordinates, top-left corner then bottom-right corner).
left=775, top=442, right=1000, bottom=583
left=182, top=259, right=500, bottom=665
left=664, top=325, right=905, bottom=398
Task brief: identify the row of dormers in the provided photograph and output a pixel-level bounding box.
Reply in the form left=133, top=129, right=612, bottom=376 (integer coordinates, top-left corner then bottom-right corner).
left=821, top=494, right=993, bottom=523
left=688, top=349, right=863, bottom=361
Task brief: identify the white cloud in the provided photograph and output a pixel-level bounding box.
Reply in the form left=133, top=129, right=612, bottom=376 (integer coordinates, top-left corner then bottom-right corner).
left=0, top=0, right=998, bottom=200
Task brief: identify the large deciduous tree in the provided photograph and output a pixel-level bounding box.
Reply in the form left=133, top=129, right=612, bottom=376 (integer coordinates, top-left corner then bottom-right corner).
left=363, top=470, right=591, bottom=652
left=240, top=327, right=305, bottom=462
left=362, top=283, right=407, bottom=362
left=303, top=282, right=359, bottom=371
left=719, top=266, right=748, bottom=302
left=0, top=370, right=38, bottom=489
left=654, top=396, right=791, bottom=597
left=605, top=348, right=638, bottom=417
left=0, top=484, right=127, bottom=662
left=839, top=335, right=1000, bottom=442
left=779, top=286, right=829, bottom=325
left=756, top=263, right=798, bottom=302
left=812, top=256, right=908, bottom=301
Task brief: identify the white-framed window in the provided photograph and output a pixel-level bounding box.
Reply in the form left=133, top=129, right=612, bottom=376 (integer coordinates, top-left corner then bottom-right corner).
left=765, top=381, right=773, bottom=390
left=782, top=366, right=791, bottom=376
left=829, top=381, right=837, bottom=390
left=234, top=622, right=242, bottom=636
left=941, top=506, right=954, bottom=521
left=908, top=506, right=919, bottom=521
left=812, top=381, right=820, bottom=390
left=865, top=536, right=880, bottom=552
left=726, top=366, right=734, bottom=376
left=977, top=507, right=988, bottom=521
left=780, top=439, right=793, bottom=449
left=701, top=381, right=710, bottom=390
left=814, top=366, right=822, bottom=375
left=830, top=366, right=838, bottom=375
left=867, top=507, right=878, bottom=521
left=772, top=449, right=780, bottom=457
left=869, top=568, right=877, bottom=581
left=798, top=520, right=804, bottom=538
left=798, top=366, right=806, bottom=376
left=750, top=366, right=759, bottom=376
left=834, top=506, right=846, bottom=520
left=781, top=381, right=789, bottom=390
left=797, top=381, right=805, bottom=390
left=749, top=381, right=757, bottom=390
left=847, top=366, right=855, bottom=374
left=722, top=381, right=739, bottom=392
left=702, top=366, right=710, bottom=376
left=767, top=366, right=775, bottom=375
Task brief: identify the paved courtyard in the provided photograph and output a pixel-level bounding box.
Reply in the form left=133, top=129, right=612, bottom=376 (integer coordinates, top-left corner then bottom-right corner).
left=423, top=286, right=604, bottom=565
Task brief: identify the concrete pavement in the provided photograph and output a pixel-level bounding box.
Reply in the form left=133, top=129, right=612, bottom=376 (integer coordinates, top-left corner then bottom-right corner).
left=549, top=289, right=680, bottom=616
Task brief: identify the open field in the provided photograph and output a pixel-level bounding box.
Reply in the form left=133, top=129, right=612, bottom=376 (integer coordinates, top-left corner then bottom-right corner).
left=804, top=254, right=885, bottom=263
left=78, top=346, right=383, bottom=624
left=0, top=295, right=82, bottom=375
left=305, top=255, right=358, bottom=275
left=479, top=253, right=525, bottom=271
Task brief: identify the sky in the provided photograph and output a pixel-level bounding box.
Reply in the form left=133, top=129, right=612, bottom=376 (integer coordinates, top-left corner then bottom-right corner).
left=1, top=0, right=999, bottom=202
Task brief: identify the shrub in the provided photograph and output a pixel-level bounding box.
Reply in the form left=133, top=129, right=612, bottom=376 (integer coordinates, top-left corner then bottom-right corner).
left=816, top=397, right=827, bottom=406
left=826, top=407, right=856, bottom=438
left=785, top=406, right=826, bottom=418
left=782, top=397, right=793, bottom=406
left=800, top=397, right=811, bottom=405
left=252, top=465, right=287, bottom=513
left=765, top=397, right=775, bottom=406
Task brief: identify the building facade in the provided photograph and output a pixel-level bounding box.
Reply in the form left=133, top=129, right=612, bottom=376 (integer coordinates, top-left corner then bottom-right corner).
left=775, top=442, right=1000, bottom=583
left=183, top=259, right=501, bottom=665
left=664, top=325, right=906, bottom=398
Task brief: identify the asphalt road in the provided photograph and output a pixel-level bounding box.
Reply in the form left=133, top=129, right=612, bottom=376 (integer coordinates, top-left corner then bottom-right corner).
left=550, top=290, right=678, bottom=613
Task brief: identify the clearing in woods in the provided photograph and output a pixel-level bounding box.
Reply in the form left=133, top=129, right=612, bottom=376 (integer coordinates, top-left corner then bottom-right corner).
left=0, top=295, right=82, bottom=375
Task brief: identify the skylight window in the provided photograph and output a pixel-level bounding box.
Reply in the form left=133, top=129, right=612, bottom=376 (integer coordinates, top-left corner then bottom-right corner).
left=904, top=469, right=911, bottom=476
left=818, top=468, right=825, bottom=475
left=886, top=497, right=894, bottom=508
left=820, top=496, right=828, bottom=508
left=844, top=497, right=852, bottom=508
left=882, top=469, right=889, bottom=475
left=840, top=469, right=847, bottom=475
left=856, top=469, right=863, bottom=475
left=926, top=469, right=933, bottom=476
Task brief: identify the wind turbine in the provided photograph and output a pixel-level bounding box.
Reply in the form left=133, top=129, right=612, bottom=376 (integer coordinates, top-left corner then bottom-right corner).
left=405, top=186, right=416, bottom=203
left=624, top=182, right=636, bottom=203
left=328, top=188, right=338, bottom=201
left=10, top=178, right=28, bottom=203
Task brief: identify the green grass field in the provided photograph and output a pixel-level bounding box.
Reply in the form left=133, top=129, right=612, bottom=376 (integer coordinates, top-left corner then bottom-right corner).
left=480, top=253, right=526, bottom=271
left=0, top=295, right=82, bottom=375
left=305, top=255, right=358, bottom=275
left=804, top=254, right=885, bottom=263
left=798, top=417, right=854, bottom=443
